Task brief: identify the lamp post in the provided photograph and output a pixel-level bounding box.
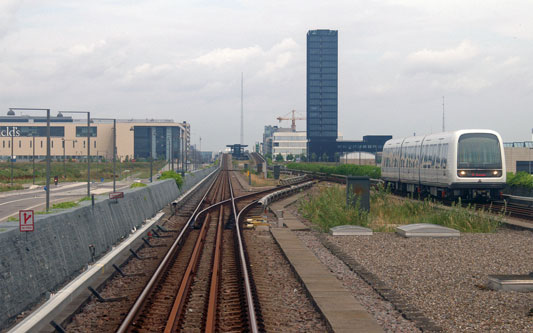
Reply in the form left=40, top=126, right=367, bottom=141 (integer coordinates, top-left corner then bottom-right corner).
left=62, top=138, right=77, bottom=179
left=10, top=122, right=14, bottom=187
left=92, top=118, right=116, bottom=192
left=9, top=108, right=51, bottom=211
left=150, top=126, right=153, bottom=182
left=58, top=111, right=91, bottom=197
left=32, top=133, right=35, bottom=185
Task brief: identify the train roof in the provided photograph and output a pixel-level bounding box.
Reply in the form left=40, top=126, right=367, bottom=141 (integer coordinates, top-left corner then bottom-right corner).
left=384, top=129, right=503, bottom=147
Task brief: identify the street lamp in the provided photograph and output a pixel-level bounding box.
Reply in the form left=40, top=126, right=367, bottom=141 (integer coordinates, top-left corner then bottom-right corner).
left=58, top=110, right=91, bottom=197
left=9, top=108, right=51, bottom=211
left=62, top=138, right=77, bottom=179
left=92, top=118, right=116, bottom=192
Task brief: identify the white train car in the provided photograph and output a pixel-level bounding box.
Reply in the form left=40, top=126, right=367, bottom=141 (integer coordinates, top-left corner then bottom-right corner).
left=382, top=129, right=506, bottom=200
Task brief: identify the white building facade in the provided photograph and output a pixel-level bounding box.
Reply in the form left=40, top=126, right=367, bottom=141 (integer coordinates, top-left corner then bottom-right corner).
left=272, top=130, right=307, bottom=159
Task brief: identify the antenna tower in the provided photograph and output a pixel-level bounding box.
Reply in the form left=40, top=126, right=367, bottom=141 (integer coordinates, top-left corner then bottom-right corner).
left=240, top=72, right=244, bottom=145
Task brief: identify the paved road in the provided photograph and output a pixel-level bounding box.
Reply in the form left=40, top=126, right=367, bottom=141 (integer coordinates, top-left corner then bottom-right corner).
left=0, top=181, right=132, bottom=223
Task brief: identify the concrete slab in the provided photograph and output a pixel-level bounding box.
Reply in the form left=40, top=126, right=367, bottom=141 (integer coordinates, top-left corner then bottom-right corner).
left=396, top=223, right=460, bottom=238
left=330, top=225, right=373, bottom=236
left=271, top=226, right=383, bottom=333
left=487, top=274, right=533, bottom=292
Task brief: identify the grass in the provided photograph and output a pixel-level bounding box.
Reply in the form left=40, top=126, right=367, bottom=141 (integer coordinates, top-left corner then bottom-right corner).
left=507, top=171, right=533, bottom=190
left=286, top=162, right=381, bottom=179
left=0, top=160, right=166, bottom=187
left=51, top=201, right=78, bottom=210
left=130, top=182, right=147, bottom=188
left=0, top=184, right=24, bottom=192
left=299, top=184, right=503, bottom=233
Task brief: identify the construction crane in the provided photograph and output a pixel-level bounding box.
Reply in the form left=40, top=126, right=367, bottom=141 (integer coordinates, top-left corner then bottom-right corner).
left=277, top=110, right=305, bottom=132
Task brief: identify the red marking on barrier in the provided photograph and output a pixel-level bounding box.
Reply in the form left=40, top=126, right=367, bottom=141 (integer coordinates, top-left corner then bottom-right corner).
left=109, top=192, right=124, bottom=200
left=19, top=210, right=34, bottom=232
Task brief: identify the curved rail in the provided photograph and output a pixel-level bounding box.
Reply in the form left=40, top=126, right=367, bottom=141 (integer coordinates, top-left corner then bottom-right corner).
left=228, top=168, right=259, bottom=333
left=116, top=167, right=220, bottom=333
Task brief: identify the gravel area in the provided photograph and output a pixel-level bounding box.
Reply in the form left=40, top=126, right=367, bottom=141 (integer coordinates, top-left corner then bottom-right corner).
left=296, top=231, right=421, bottom=332
left=321, top=229, right=533, bottom=332
left=244, top=229, right=328, bottom=332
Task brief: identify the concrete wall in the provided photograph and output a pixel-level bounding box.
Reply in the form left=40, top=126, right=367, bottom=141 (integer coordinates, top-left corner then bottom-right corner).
left=0, top=165, right=217, bottom=330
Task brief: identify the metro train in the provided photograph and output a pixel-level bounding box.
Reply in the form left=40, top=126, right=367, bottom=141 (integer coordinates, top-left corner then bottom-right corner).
left=381, top=129, right=506, bottom=200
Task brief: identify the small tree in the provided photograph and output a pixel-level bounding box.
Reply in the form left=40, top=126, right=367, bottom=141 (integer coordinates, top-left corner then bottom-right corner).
left=286, top=153, right=294, bottom=161
left=275, top=153, right=284, bottom=162
left=310, top=153, right=317, bottom=162
left=321, top=153, right=329, bottom=162
left=159, top=170, right=183, bottom=188
left=300, top=153, right=307, bottom=162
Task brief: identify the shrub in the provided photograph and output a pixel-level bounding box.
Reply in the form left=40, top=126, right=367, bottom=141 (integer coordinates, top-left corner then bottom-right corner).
left=130, top=182, right=147, bottom=188
left=159, top=170, right=183, bottom=188
left=52, top=201, right=78, bottom=209
left=300, top=184, right=502, bottom=233
left=286, top=162, right=381, bottom=179
left=507, top=171, right=533, bottom=189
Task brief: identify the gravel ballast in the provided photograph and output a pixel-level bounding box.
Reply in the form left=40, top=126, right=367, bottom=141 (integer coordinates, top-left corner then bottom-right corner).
left=299, top=225, right=533, bottom=332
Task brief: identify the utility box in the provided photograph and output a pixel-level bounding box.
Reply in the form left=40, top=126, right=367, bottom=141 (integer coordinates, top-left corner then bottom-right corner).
left=346, top=176, right=370, bottom=211
left=273, top=165, right=281, bottom=179
left=257, top=163, right=263, bottom=173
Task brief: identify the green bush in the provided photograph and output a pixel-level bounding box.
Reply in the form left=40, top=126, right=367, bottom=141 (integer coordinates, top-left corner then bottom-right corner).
left=287, top=162, right=381, bottom=179
left=130, top=182, right=147, bottom=188
left=507, top=172, right=533, bottom=189
left=300, top=184, right=502, bottom=233
left=159, top=170, right=183, bottom=188
left=52, top=201, right=78, bottom=209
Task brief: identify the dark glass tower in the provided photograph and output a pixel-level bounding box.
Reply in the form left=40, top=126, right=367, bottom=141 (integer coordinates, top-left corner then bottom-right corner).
left=306, top=29, right=338, bottom=161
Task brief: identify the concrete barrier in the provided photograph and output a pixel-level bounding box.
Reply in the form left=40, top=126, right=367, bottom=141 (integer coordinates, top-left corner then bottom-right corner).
left=0, top=165, right=217, bottom=330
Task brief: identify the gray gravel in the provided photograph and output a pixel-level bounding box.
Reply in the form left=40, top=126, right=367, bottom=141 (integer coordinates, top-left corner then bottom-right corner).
left=299, top=225, right=533, bottom=333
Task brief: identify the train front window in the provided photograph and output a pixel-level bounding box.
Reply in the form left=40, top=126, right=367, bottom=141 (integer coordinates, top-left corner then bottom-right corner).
left=457, top=133, right=502, bottom=169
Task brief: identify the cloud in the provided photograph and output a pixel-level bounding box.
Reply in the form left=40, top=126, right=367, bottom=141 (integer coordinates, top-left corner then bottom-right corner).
left=0, top=0, right=20, bottom=39
left=194, top=46, right=262, bottom=67
left=406, top=40, right=479, bottom=74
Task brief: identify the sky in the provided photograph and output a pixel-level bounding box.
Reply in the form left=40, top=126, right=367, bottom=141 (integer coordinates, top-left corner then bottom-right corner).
left=1, top=0, right=532, bottom=151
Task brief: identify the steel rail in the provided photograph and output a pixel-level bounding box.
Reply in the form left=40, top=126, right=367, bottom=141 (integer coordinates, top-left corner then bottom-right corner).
left=205, top=175, right=228, bottom=332
left=164, top=170, right=228, bottom=332
left=116, top=167, right=220, bottom=333
left=228, top=170, right=259, bottom=333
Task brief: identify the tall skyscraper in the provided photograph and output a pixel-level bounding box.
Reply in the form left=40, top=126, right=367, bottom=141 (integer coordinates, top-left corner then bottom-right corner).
left=306, top=29, right=338, bottom=161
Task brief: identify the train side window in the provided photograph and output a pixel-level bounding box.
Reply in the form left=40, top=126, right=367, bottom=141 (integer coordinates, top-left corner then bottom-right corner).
left=442, top=144, right=448, bottom=169
left=435, top=144, right=441, bottom=168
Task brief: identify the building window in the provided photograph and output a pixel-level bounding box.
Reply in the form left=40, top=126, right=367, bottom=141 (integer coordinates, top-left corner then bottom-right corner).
left=51, top=140, right=54, bottom=148
left=73, top=141, right=75, bottom=148
left=83, top=141, right=86, bottom=149
left=30, top=141, right=32, bottom=148
left=2, top=141, right=4, bottom=148
left=41, top=141, right=43, bottom=148
left=94, top=141, right=96, bottom=148
left=76, top=126, right=97, bottom=137
left=19, top=140, right=21, bottom=148
left=8, top=141, right=10, bottom=148
left=62, top=140, right=65, bottom=148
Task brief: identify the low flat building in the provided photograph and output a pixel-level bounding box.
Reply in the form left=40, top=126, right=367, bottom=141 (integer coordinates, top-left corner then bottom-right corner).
left=272, top=130, right=307, bottom=160
left=504, top=141, right=533, bottom=174
left=0, top=113, right=190, bottom=165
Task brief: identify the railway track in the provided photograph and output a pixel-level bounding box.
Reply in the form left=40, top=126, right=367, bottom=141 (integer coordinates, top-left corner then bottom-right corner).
left=116, top=155, right=274, bottom=332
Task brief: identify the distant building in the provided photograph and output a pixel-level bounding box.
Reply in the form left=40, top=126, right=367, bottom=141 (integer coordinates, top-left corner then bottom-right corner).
left=273, top=129, right=307, bottom=160
left=262, top=125, right=279, bottom=156
left=504, top=141, right=533, bottom=173
left=306, top=29, right=338, bottom=160
left=0, top=114, right=189, bottom=166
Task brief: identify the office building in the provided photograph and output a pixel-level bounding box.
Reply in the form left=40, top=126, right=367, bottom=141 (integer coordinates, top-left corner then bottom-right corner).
left=306, top=29, right=338, bottom=161
left=0, top=114, right=190, bottom=166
